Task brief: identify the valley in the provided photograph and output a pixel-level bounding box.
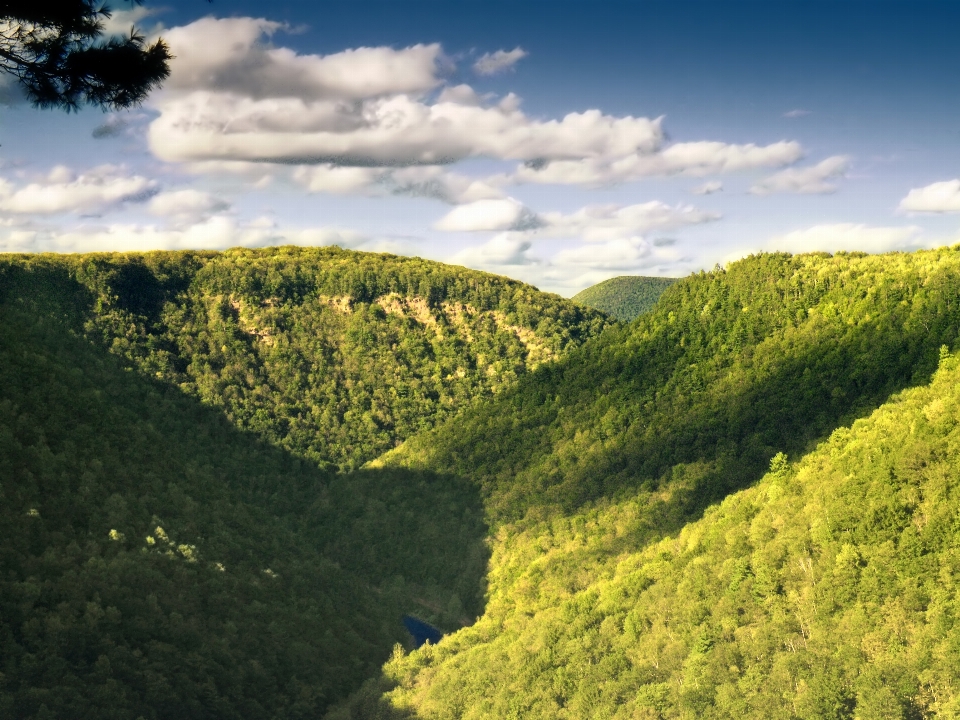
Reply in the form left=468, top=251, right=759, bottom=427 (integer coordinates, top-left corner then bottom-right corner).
left=3, top=246, right=960, bottom=718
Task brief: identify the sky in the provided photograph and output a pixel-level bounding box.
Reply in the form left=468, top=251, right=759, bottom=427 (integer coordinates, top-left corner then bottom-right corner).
left=2, top=0, right=960, bottom=296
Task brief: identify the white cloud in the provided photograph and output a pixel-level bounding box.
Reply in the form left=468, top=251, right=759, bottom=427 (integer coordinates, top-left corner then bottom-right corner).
left=473, top=48, right=528, bottom=76
left=692, top=180, right=723, bottom=195
left=436, top=198, right=718, bottom=243
left=783, top=109, right=811, bottom=118
left=447, top=232, right=684, bottom=296
left=149, top=89, right=665, bottom=167
left=387, top=167, right=507, bottom=203
left=449, top=233, right=537, bottom=268
left=148, top=190, right=230, bottom=224
left=437, top=84, right=485, bottom=106
left=768, top=223, right=922, bottom=254
left=534, top=201, right=720, bottom=241
left=0, top=215, right=374, bottom=254
left=750, top=155, right=849, bottom=195
left=898, top=180, right=960, bottom=213
left=160, top=18, right=443, bottom=100
left=101, top=5, right=163, bottom=37
left=434, top=198, right=542, bottom=231
left=292, top=165, right=385, bottom=194
left=0, top=165, right=157, bottom=215
left=552, top=237, right=661, bottom=271
left=143, top=16, right=812, bottom=199
left=513, top=140, right=803, bottom=186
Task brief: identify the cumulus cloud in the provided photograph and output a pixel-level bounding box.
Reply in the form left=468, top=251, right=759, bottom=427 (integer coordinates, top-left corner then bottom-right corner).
left=552, top=237, right=662, bottom=271
left=692, top=180, right=723, bottom=195
left=387, top=167, right=507, bottom=203
left=513, top=140, right=803, bottom=186
left=0, top=165, right=158, bottom=215
left=473, top=47, right=528, bottom=75
left=768, top=223, right=922, bottom=254
left=292, top=165, right=384, bottom=194
left=533, top=201, right=720, bottom=241
left=434, top=198, right=718, bottom=240
left=142, top=16, right=811, bottom=200
left=148, top=190, right=231, bottom=224
left=149, top=89, right=665, bottom=167
left=160, top=18, right=443, bottom=100
left=448, top=231, right=684, bottom=296
left=898, top=180, right=960, bottom=213
left=433, top=198, right=543, bottom=232
left=0, top=215, right=374, bottom=254
left=449, top=233, right=538, bottom=268
left=101, top=5, right=163, bottom=37
left=750, top=155, right=849, bottom=195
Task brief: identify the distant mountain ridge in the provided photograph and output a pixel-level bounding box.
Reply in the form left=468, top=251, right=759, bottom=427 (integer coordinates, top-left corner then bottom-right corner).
left=572, top=274, right=678, bottom=322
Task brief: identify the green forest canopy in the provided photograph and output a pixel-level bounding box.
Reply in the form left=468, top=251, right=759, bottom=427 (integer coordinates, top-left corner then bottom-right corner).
left=343, top=246, right=960, bottom=717
left=0, top=247, right=611, bottom=471
left=0, top=263, right=495, bottom=719
left=572, top=275, right=677, bottom=322
left=5, top=245, right=960, bottom=718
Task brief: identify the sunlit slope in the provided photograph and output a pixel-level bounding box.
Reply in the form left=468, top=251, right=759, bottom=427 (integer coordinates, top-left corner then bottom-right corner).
left=0, top=246, right=610, bottom=471
left=378, top=249, right=960, bottom=525
left=572, top=275, right=677, bottom=322
left=0, top=271, right=488, bottom=717
left=346, top=346, right=960, bottom=719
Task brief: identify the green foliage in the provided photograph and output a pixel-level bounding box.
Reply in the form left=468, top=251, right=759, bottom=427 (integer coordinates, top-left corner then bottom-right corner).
left=572, top=275, right=677, bottom=322
left=344, top=248, right=960, bottom=717
left=0, top=246, right=610, bottom=471
left=0, top=267, right=491, bottom=717
left=341, top=289, right=960, bottom=720
left=383, top=249, right=960, bottom=525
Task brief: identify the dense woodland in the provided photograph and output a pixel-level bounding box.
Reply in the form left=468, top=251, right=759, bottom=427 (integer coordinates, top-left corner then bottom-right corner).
left=572, top=275, right=677, bottom=322
left=2, top=248, right=609, bottom=470
left=0, top=248, right=601, bottom=718
left=4, top=246, right=960, bottom=718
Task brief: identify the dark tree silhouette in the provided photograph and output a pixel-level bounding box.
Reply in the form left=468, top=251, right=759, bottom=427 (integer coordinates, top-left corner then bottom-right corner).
left=0, top=0, right=171, bottom=111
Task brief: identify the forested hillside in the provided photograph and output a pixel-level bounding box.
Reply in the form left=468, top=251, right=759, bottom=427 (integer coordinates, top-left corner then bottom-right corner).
left=342, top=247, right=960, bottom=717
left=8, top=246, right=960, bottom=718
left=341, top=342, right=960, bottom=719
left=0, top=248, right=609, bottom=471
left=0, top=249, right=607, bottom=717
left=572, top=275, right=677, bottom=322
left=0, top=270, right=490, bottom=718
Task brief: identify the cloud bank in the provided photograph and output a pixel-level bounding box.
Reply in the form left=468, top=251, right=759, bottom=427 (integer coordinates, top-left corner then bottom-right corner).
left=899, top=180, right=960, bottom=213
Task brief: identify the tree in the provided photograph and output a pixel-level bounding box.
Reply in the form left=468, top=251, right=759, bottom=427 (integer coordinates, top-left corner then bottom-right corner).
left=0, top=0, right=171, bottom=111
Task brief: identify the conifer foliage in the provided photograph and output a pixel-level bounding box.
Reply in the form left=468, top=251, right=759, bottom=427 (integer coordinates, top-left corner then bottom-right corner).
left=0, top=0, right=171, bottom=110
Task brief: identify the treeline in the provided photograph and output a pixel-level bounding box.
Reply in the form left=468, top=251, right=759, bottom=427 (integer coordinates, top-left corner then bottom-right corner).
left=0, top=247, right=610, bottom=470
left=342, top=247, right=960, bottom=717
left=571, top=274, right=677, bottom=322
left=0, top=275, right=489, bottom=718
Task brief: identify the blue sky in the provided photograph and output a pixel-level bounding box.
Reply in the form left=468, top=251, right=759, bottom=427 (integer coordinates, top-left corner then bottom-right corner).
left=2, top=0, right=960, bottom=295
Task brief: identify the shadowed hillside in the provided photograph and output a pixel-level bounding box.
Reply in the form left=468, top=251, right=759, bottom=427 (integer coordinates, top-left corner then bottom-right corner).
left=0, top=265, right=489, bottom=718
left=1, top=246, right=611, bottom=472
